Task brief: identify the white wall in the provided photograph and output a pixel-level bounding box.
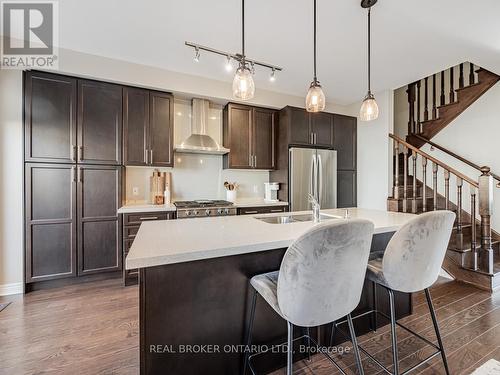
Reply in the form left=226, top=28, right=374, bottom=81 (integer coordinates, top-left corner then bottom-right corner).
left=0, top=70, right=24, bottom=295
left=347, top=90, right=394, bottom=210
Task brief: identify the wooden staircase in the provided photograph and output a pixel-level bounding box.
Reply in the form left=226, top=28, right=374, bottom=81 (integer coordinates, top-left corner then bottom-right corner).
left=388, top=135, right=500, bottom=292
left=404, top=63, right=500, bottom=148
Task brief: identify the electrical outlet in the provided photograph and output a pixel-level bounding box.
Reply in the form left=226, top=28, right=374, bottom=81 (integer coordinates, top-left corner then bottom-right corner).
left=132, top=187, right=140, bottom=196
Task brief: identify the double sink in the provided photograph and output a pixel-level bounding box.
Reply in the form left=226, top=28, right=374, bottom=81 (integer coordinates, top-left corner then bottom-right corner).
left=255, top=213, right=341, bottom=224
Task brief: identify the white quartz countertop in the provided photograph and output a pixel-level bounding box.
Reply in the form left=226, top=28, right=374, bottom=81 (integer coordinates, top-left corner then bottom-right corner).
left=117, top=204, right=177, bottom=214
left=126, top=208, right=415, bottom=270
left=232, top=198, right=288, bottom=207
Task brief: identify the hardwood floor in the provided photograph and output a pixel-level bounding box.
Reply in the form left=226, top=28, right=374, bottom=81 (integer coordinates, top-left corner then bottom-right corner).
left=0, top=278, right=498, bottom=375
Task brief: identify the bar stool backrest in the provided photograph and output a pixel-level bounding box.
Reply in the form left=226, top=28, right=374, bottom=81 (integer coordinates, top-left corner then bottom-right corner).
left=382, top=211, right=455, bottom=293
left=277, top=219, right=374, bottom=327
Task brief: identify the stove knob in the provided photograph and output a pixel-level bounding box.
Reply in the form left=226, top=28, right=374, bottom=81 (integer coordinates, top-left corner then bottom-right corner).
left=193, top=210, right=199, bottom=216
left=185, top=211, right=192, bottom=217
left=224, top=208, right=230, bottom=215
left=205, top=209, right=211, bottom=216
left=217, top=208, right=224, bottom=215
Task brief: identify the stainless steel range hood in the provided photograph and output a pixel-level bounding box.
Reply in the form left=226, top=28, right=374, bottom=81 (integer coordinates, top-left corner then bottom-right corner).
left=174, top=99, right=229, bottom=155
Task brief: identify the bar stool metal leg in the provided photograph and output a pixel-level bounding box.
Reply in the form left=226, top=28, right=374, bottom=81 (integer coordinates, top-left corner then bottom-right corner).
left=329, top=321, right=336, bottom=347
left=388, top=289, right=400, bottom=375
left=243, top=290, right=257, bottom=375
left=347, top=314, right=364, bottom=375
left=425, top=288, right=450, bottom=375
left=372, top=281, right=378, bottom=332
left=287, top=321, right=293, bottom=375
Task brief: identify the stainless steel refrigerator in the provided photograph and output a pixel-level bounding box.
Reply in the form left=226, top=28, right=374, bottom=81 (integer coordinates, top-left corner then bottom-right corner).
left=289, top=147, right=337, bottom=211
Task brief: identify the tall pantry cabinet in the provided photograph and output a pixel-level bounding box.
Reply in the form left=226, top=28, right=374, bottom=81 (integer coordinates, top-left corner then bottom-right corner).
left=24, top=71, right=123, bottom=288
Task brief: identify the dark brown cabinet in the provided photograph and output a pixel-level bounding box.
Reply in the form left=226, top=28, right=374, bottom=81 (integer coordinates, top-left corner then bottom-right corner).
left=122, top=211, right=174, bottom=286
left=223, top=103, right=277, bottom=170
left=337, top=170, right=357, bottom=208
left=25, top=163, right=77, bottom=282
left=334, top=114, right=357, bottom=207
left=24, top=72, right=77, bottom=163
left=237, top=206, right=287, bottom=215
left=280, top=106, right=334, bottom=148
left=123, top=89, right=174, bottom=167
left=78, top=165, right=122, bottom=275
left=77, top=80, right=122, bottom=165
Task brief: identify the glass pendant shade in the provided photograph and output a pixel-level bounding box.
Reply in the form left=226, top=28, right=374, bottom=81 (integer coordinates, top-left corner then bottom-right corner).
left=232, top=65, right=255, bottom=100
left=359, top=93, right=379, bottom=121
left=305, top=81, right=326, bottom=112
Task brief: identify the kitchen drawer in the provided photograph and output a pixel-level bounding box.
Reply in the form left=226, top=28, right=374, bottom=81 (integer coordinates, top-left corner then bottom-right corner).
left=237, top=206, right=288, bottom=215
left=123, top=225, right=140, bottom=239
left=123, top=212, right=171, bottom=226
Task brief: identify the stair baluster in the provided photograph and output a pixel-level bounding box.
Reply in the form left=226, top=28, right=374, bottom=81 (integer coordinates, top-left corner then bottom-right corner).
left=412, top=151, right=418, bottom=213
left=444, top=170, right=450, bottom=210
left=470, top=187, right=478, bottom=270
left=403, top=146, right=408, bottom=213
left=424, top=77, right=429, bottom=122
left=422, top=157, right=427, bottom=212
left=456, top=178, right=463, bottom=248
left=469, top=62, right=475, bottom=85
left=459, top=63, right=464, bottom=89
left=479, top=167, right=494, bottom=274
left=449, top=66, right=455, bottom=102
left=433, top=162, right=438, bottom=211
left=416, top=81, right=421, bottom=133
left=432, top=74, right=437, bottom=119
left=393, top=141, right=399, bottom=199
left=407, top=83, right=416, bottom=134
left=440, top=71, right=445, bottom=105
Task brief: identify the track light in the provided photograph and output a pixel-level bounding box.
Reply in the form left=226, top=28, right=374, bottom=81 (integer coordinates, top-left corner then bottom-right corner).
left=194, top=47, right=200, bottom=62
left=269, top=68, right=276, bottom=82
left=225, top=56, right=233, bottom=72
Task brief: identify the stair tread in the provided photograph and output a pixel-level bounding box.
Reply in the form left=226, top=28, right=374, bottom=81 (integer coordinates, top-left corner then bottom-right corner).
left=454, top=82, right=482, bottom=92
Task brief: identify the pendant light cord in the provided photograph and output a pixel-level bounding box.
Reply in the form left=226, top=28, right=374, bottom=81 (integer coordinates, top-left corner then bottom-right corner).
left=313, top=0, right=317, bottom=82
left=242, top=0, right=245, bottom=63
left=367, top=7, right=371, bottom=94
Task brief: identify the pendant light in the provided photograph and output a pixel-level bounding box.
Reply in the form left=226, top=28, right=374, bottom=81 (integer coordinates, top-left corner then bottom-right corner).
left=359, top=0, right=379, bottom=121
left=305, top=0, right=325, bottom=112
left=232, top=0, right=255, bottom=100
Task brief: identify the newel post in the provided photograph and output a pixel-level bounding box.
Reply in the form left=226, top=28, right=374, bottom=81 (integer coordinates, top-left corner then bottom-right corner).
left=478, top=166, right=494, bottom=274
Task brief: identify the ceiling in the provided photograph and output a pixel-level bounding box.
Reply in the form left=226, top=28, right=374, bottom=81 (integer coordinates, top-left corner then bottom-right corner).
left=58, top=0, right=500, bottom=105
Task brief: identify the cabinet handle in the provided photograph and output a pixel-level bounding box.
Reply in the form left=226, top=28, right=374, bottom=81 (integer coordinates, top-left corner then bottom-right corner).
left=150, top=149, right=153, bottom=164
left=139, top=216, right=158, bottom=220
left=145, top=149, right=148, bottom=164
left=71, top=166, right=76, bottom=182
left=270, top=209, right=283, bottom=212
left=253, top=155, right=257, bottom=168
left=71, top=145, right=76, bottom=161
left=249, top=154, right=252, bottom=167
left=314, top=133, right=317, bottom=144
left=78, top=168, right=83, bottom=183
left=244, top=210, right=258, bottom=214
left=78, top=146, right=83, bottom=161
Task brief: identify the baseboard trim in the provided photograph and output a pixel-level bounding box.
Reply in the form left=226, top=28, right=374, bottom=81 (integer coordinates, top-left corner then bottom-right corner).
left=0, top=282, right=23, bottom=296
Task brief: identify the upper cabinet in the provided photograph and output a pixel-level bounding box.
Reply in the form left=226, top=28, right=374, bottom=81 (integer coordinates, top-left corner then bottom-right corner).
left=333, top=114, right=357, bottom=170
left=123, top=88, right=173, bottom=167
left=78, top=80, right=122, bottom=165
left=280, top=106, right=334, bottom=148
left=223, top=103, right=277, bottom=170
left=24, top=71, right=77, bottom=163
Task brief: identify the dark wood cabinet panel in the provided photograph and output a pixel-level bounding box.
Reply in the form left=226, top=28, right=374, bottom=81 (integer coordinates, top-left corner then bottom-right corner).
left=123, top=87, right=149, bottom=166
left=237, top=206, right=287, bottom=215
left=337, top=170, right=357, bottom=208
left=78, top=165, right=122, bottom=275
left=334, top=114, right=357, bottom=170
left=253, top=108, right=276, bottom=169
left=24, top=72, right=77, bottom=163
left=288, top=106, right=311, bottom=145
left=149, top=91, right=174, bottom=167
left=77, top=80, right=122, bottom=165
left=25, top=163, right=76, bottom=282
left=224, top=104, right=252, bottom=168
left=311, top=112, right=334, bottom=147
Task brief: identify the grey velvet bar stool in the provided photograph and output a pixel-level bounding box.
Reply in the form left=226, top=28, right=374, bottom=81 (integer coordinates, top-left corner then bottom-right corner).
left=243, top=219, right=375, bottom=375
left=336, top=211, right=455, bottom=375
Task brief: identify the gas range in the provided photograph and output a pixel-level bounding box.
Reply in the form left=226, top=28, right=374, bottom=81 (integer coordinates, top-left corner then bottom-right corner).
left=174, top=200, right=237, bottom=219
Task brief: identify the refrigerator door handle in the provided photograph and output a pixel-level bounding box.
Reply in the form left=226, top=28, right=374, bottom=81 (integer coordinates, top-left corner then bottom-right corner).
left=318, top=154, right=323, bottom=203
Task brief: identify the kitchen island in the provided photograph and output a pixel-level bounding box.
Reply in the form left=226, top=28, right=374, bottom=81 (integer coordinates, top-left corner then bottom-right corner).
left=127, top=208, right=416, bottom=375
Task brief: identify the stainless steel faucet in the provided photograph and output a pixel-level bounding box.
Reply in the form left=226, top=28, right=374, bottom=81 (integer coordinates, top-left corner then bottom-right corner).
left=308, top=194, right=321, bottom=223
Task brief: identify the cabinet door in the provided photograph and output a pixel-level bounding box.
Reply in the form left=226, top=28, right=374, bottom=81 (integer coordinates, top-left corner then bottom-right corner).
left=25, top=163, right=77, bottom=282
left=123, top=87, right=149, bottom=166
left=333, top=114, right=357, bottom=170
left=24, top=72, right=77, bottom=163
left=78, top=165, right=122, bottom=275
left=149, top=91, right=173, bottom=167
left=288, top=107, right=311, bottom=145
left=337, top=170, right=357, bottom=208
left=253, top=108, right=276, bottom=169
left=311, top=112, right=334, bottom=147
left=226, top=104, right=252, bottom=168
left=77, top=80, right=122, bottom=165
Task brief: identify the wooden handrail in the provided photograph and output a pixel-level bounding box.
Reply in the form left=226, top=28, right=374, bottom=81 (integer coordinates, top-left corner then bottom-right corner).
left=389, top=134, right=479, bottom=188
left=412, top=134, right=500, bottom=183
